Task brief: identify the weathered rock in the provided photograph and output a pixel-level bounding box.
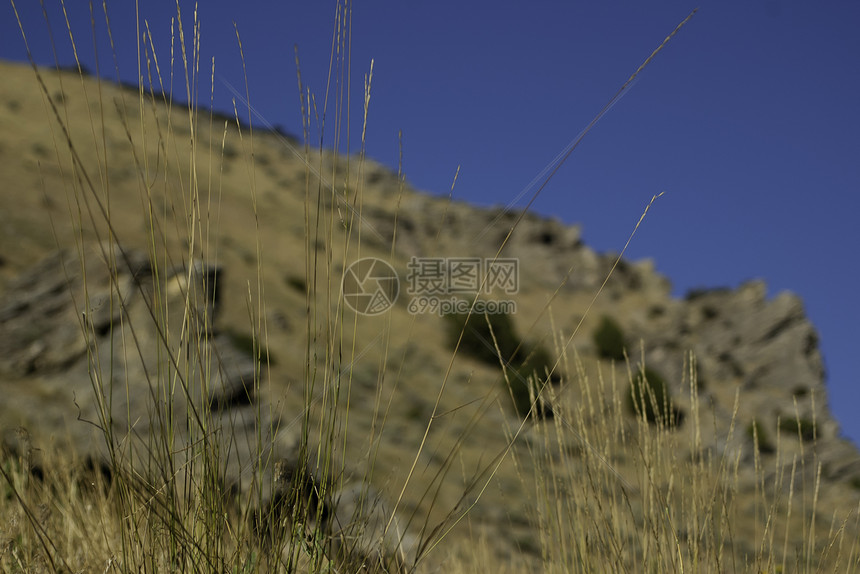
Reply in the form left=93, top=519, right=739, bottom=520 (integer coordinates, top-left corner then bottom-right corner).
left=611, top=279, right=849, bottom=482
left=0, top=242, right=417, bottom=571
left=0, top=243, right=279, bottom=500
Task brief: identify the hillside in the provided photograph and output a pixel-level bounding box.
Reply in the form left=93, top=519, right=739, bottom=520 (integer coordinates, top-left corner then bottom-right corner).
left=1, top=59, right=859, bottom=572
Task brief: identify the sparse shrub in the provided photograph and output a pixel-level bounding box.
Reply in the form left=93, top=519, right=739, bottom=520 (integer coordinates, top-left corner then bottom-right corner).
left=701, top=305, right=719, bottom=320
left=505, top=371, right=539, bottom=419
left=31, top=142, right=49, bottom=158
left=366, top=169, right=385, bottom=185
left=627, top=367, right=683, bottom=427
left=592, top=315, right=626, bottom=361
left=445, top=309, right=555, bottom=417
left=522, top=344, right=561, bottom=384
left=444, top=309, right=521, bottom=367
left=504, top=367, right=555, bottom=419
left=747, top=419, right=775, bottom=454
left=684, top=286, right=730, bottom=301
left=404, top=398, right=432, bottom=423
left=507, top=345, right=558, bottom=418
left=779, top=417, right=817, bottom=442
left=285, top=274, right=307, bottom=293
left=221, top=141, right=239, bottom=159
left=225, top=329, right=276, bottom=366
left=648, top=304, right=666, bottom=318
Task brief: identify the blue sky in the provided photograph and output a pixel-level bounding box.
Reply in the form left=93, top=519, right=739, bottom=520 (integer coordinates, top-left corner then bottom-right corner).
left=2, top=2, right=858, bottom=445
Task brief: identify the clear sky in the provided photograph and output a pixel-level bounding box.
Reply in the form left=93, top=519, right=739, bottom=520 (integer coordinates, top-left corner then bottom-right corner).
left=2, top=2, right=858, bottom=444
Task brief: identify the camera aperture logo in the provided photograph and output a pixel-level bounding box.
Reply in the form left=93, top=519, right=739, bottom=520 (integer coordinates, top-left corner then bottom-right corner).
left=343, top=256, right=518, bottom=316
left=342, top=258, right=400, bottom=316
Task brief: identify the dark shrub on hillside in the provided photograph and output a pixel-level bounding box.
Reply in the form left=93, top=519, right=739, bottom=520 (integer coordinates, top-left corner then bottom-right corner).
left=522, top=345, right=561, bottom=383
left=684, top=286, right=731, bottom=301
left=779, top=417, right=817, bottom=442
left=445, top=310, right=557, bottom=418
left=444, top=310, right=520, bottom=366
left=504, top=370, right=553, bottom=419
left=225, top=329, right=276, bottom=366
left=508, top=343, right=560, bottom=418
left=627, top=367, right=683, bottom=427
left=746, top=419, right=775, bottom=454
left=592, top=315, right=626, bottom=361
left=285, top=274, right=307, bottom=293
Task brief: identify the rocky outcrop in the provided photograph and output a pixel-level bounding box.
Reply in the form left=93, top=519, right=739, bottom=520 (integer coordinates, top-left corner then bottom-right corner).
left=629, top=282, right=838, bottom=435
left=0, top=242, right=418, bottom=571
left=0, top=243, right=273, bottom=497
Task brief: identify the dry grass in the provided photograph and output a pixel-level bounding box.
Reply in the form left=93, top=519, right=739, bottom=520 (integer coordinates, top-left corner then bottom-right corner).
left=1, top=2, right=860, bottom=573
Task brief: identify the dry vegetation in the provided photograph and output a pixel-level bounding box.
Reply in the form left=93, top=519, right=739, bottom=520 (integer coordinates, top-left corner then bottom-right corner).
left=1, top=2, right=859, bottom=573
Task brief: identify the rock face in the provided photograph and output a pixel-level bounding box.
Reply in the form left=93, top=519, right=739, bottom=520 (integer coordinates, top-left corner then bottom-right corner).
left=0, top=241, right=418, bottom=571
left=678, top=283, right=833, bottom=437
left=0, top=243, right=271, bottom=495
left=626, top=280, right=857, bottom=481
